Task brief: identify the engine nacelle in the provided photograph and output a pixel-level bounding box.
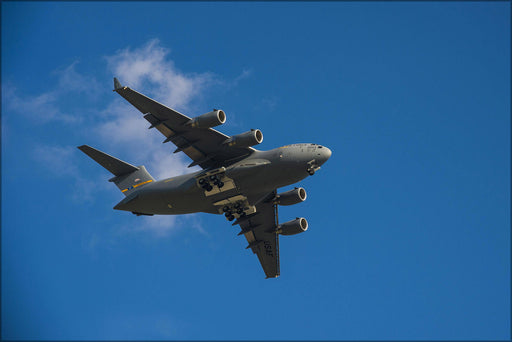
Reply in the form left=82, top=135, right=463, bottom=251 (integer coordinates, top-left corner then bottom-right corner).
left=223, top=129, right=263, bottom=148
left=275, top=187, right=307, bottom=206
left=277, top=218, right=308, bottom=236
left=187, top=109, right=226, bottom=128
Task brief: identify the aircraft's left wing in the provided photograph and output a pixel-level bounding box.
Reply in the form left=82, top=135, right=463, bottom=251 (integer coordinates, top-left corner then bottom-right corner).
left=234, top=191, right=280, bottom=278
left=113, top=78, right=255, bottom=170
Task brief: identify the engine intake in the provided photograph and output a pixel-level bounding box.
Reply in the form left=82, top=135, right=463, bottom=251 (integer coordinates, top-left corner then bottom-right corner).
left=224, top=129, right=263, bottom=148
left=277, top=217, right=308, bottom=236
left=275, top=187, right=307, bottom=206
left=186, top=109, right=226, bottom=128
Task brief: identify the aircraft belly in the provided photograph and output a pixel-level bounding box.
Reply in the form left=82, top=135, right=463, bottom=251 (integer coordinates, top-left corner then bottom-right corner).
left=116, top=161, right=307, bottom=216
left=115, top=175, right=216, bottom=215
left=160, top=179, right=216, bottom=214
left=163, top=191, right=216, bottom=214
left=232, top=164, right=306, bottom=195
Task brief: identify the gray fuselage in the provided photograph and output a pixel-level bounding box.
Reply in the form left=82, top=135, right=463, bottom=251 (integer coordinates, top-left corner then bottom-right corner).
left=114, top=143, right=332, bottom=215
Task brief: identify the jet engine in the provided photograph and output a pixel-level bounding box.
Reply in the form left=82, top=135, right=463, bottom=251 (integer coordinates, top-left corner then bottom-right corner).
left=223, top=129, right=263, bottom=147
left=186, top=109, right=226, bottom=128
left=277, top=217, right=308, bottom=236
left=275, top=187, right=307, bottom=206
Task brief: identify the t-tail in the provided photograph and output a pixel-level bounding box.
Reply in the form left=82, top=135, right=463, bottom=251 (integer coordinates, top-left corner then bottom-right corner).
left=77, top=145, right=154, bottom=196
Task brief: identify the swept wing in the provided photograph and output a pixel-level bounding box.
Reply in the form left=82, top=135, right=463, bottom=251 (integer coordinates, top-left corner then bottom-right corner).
left=113, top=78, right=255, bottom=169
left=234, top=191, right=280, bottom=278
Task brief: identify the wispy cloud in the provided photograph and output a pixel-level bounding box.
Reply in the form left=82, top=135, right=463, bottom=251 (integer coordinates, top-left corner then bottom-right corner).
left=9, top=38, right=248, bottom=238
left=138, top=215, right=195, bottom=239
left=106, top=38, right=216, bottom=111
left=92, top=39, right=218, bottom=236
left=2, top=61, right=101, bottom=124
left=2, top=83, right=78, bottom=123
left=94, top=98, right=198, bottom=182
left=111, top=213, right=206, bottom=239
left=33, top=145, right=80, bottom=177
left=233, top=68, right=253, bottom=86
left=32, top=144, right=104, bottom=203
left=54, top=61, right=102, bottom=98
left=98, top=39, right=211, bottom=181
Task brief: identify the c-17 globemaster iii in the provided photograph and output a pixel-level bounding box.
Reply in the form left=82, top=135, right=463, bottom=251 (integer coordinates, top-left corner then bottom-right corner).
left=79, top=78, right=331, bottom=278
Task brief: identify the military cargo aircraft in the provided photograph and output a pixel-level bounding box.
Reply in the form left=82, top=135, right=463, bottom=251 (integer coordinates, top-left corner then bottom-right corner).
left=78, top=78, right=331, bottom=278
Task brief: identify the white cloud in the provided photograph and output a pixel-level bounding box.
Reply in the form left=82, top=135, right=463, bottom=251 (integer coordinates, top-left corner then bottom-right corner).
left=1, top=61, right=102, bottom=124
left=92, top=39, right=223, bottom=236
left=96, top=101, right=152, bottom=149
left=54, top=61, right=101, bottom=98
left=140, top=215, right=179, bottom=237
left=94, top=99, right=200, bottom=180
left=233, top=68, right=253, bottom=86
left=106, top=38, right=216, bottom=111
left=147, top=148, right=193, bottom=180
left=111, top=213, right=206, bottom=239
left=32, top=144, right=104, bottom=203
left=14, top=38, right=249, bottom=238
left=98, top=38, right=218, bottom=181
left=2, top=83, right=78, bottom=123
left=33, top=145, right=79, bottom=176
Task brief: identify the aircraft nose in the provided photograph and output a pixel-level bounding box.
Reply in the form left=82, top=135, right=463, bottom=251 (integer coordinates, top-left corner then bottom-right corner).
left=318, top=146, right=332, bottom=165
left=324, top=147, right=332, bottom=160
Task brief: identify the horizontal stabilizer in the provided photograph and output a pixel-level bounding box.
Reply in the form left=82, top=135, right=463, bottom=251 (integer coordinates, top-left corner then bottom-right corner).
left=78, top=145, right=139, bottom=176
left=78, top=145, right=154, bottom=196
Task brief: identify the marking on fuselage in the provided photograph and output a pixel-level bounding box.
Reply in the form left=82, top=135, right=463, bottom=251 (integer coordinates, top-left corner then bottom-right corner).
left=164, top=178, right=174, bottom=183
left=121, top=179, right=153, bottom=192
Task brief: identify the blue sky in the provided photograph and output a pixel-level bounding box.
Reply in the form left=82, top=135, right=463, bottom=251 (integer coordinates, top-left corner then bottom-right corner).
left=1, top=1, right=510, bottom=340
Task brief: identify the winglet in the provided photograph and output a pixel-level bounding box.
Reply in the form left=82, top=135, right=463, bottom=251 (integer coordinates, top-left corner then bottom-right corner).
left=113, top=77, right=123, bottom=91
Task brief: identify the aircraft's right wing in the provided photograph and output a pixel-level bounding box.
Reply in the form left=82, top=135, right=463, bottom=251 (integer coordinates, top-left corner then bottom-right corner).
left=112, top=78, right=256, bottom=170
left=234, top=191, right=280, bottom=278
